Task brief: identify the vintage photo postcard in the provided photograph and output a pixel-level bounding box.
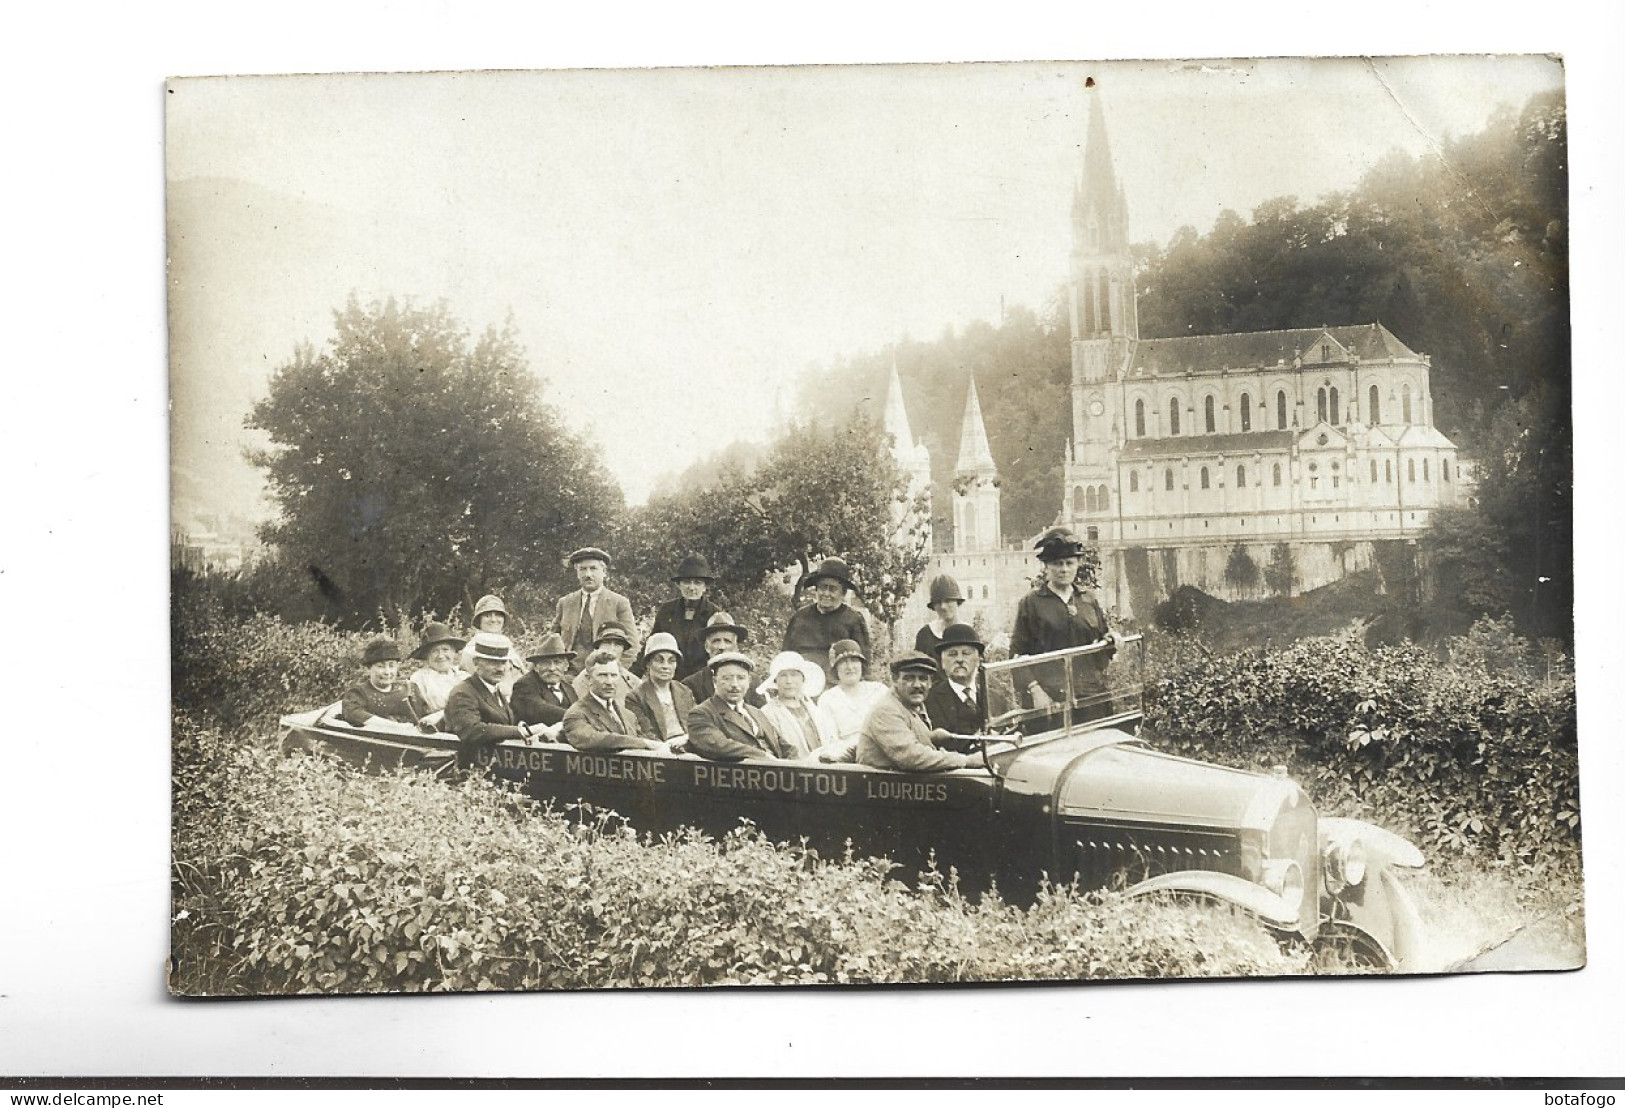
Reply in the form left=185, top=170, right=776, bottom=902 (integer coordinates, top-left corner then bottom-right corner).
left=167, top=56, right=1578, bottom=996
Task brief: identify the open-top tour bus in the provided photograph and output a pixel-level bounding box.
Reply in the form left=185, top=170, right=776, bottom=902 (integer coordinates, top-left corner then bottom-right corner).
left=281, top=635, right=1426, bottom=969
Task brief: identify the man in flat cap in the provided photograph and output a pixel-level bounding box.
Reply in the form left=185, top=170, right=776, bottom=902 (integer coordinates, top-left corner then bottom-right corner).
left=554, top=546, right=636, bottom=674
left=856, top=652, right=982, bottom=773
left=782, top=556, right=871, bottom=684
left=686, top=652, right=796, bottom=762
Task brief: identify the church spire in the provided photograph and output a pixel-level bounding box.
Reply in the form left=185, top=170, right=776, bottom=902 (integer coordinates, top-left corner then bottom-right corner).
left=1073, top=85, right=1129, bottom=255
left=955, top=376, right=997, bottom=477
left=882, top=356, right=915, bottom=448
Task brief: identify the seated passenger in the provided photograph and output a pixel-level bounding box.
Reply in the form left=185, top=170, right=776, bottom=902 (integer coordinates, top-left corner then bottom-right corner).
left=856, top=651, right=981, bottom=773
left=562, top=650, right=671, bottom=754
left=569, top=621, right=639, bottom=709
left=816, top=639, right=888, bottom=749
left=686, top=652, right=797, bottom=762
left=342, top=637, right=431, bottom=732
left=682, top=612, right=767, bottom=708
left=757, top=651, right=842, bottom=759
left=625, top=632, right=696, bottom=749
left=407, top=622, right=468, bottom=729
left=922, top=623, right=990, bottom=744
left=913, top=574, right=964, bottom=656
left=457, top=594, right=527, bottom=693
left=510, top=633, right=577, bottom=740
left=443, top=632, right=550, bottom=750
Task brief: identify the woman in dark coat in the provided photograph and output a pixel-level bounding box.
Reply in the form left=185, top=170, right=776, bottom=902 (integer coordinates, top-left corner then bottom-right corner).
left=1009, top=528, right=1116, bottom=724
left=645, top=555, right=720, bottom=680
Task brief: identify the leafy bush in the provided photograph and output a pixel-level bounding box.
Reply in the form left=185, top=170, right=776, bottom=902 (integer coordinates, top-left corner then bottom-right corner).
left=171, top=718, right=1308, bottom=995
left=1143, top=623, right=1579, bottom=878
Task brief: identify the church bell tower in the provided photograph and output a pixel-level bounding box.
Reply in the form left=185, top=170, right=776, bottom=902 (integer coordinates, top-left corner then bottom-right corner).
left=1065, top=83, right=1136, bottom=532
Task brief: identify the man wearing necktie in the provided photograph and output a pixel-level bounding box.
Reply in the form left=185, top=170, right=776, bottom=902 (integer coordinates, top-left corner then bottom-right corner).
left=444, top=632, right=549, bottom=750
left=924, top=623, right=991, bottom=743
left=561, top=651, right=671, bottom=753
left=857, top=651, right=985, bottom=773
left=686, top=653, right=795, bottom=762
left=554, top=547, right=636, bottom=674
left=511, top=633, right=579, bottom=740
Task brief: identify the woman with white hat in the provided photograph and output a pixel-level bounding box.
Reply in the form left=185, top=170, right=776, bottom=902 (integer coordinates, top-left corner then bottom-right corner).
left=757, top=651, right=842, bottom=759
left=816, top=639, right=889, bottom=748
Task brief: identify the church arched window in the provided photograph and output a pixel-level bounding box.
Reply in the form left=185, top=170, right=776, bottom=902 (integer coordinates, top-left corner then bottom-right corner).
left=1200, top=466, right=1210, bottom=490
left=1369, top=384, right=1381, bottom=425
left=1236, top=465, right=1246, bottom=489
left=1277, top=390, right=1288, bottom=429
left=1073, top=485, right=1086, bottom=514
left=1204, top=395, right=1216, bottom=433
left=1317, top=387, right=1328, bottom=424
left=1239, top=393, right=1252, bottom=432
left=1330, top=387, right=1340, bottom=425
left=1165, top=468, right=1175, bottom=491
left=1084, top=486, right=1097, bottom=512
left=1169, top=397, right=1181, bottom=436
left=1273, top=463, right=1282, bottom=487
left=1443, top=458, right=1451, bottom=482
left=1386, top=459, right=1393, bottom=483
left=1134, top=399, right=1146, bottom=438
left=1097, top=484, right=1109, bottom=511
left=1423, top=458, right=1430, bottom=481
left=1407, top=458, right=1416, bottom=482
left=1129, top=470, right=1140, bottom=493
left=1370, top=459, right=1378, bottom=483
left=1402, top=384, right=1413, bottom=424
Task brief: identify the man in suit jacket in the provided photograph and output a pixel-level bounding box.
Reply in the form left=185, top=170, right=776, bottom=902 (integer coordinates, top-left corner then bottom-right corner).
left=510, top=633, right=578, bottom=737
left=562, top=651, right=670, bottom=754
left=686, top=653, right=796, bottom=762
left=857, top=652, right=980, bottom=773
left=444, top=633, right=550, bottom=751
left=923, top=623, right=990, bottom=742
left=681, top=612, right=766, bottom=708
left=554, top=546, right=636, bottom=674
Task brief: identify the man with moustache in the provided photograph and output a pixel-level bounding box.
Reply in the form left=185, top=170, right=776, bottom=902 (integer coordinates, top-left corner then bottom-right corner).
left=682, top=611, right=766, bottom=708
left=510, top=633, right=577, bottom=740
left=554, top=546, right=636, bottom=674
left=443, top=632, right=549, bottom=751
left=686, top=652, right=796, bottom=762
left=923, top=623, right=990, bottom=741
left=857, top=652, right=982, bottom=773
left=561, top=650, right=671, bottom=754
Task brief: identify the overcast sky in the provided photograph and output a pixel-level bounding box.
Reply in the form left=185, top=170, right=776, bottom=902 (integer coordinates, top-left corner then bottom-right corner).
left=167, top=55, right=1564, bottom=508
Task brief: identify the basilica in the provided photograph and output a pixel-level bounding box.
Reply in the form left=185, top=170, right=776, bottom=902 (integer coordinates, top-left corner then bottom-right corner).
left=904, top=88, right=1467, bottom=632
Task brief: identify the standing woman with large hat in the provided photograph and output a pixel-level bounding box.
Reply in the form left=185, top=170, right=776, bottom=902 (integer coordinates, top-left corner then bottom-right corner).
left=1010, top=527, right=1117, bottom=720
left=646, top=554, right=720, bottom=680
left=782, top=556, right=870, bottom=684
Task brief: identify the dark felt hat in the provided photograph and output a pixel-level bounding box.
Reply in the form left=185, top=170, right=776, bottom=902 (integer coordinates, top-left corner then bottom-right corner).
left=804, top=556, right=859, bottom=595
left=592, top=621, right=635, bottom=649
left=525, top=632, right=576, bottom=664
left=1034, top=526, right=1087, bottom=563
left=932, top=623, right=985, bottom=656
left=888, top=650, right=940, bottom=677
left=362, top=637, right=404, bottom=665
left=828, top=639, right=867, bottom=670
left=410, top=622, right=465, bottom=660
left=670, top=555, right=716, bottom=582
left=566, top=546, right=613, bottom=566
left=700, top=611, right=749, bottom=644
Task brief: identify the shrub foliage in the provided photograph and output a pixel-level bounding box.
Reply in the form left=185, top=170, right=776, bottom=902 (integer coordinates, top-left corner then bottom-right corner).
left=1144, top=623, right=1579, bottom=875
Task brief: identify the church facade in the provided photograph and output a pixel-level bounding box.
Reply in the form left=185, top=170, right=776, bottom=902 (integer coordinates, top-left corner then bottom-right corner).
left=904, top=88, right=1467, bottom=639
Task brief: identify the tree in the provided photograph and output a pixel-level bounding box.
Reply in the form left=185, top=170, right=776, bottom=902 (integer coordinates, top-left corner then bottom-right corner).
left=247, top=296, right=623, bottom=626
left=1224, top=542, right=1260, bottom=595
left=1264, top=542, right=1297, bottom=598
left=616, top=416, right=932, bottom=632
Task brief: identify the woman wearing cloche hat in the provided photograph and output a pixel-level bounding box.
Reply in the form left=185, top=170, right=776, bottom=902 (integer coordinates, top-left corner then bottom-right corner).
left=756, top=651, right=841, bottom=759
left=913, top=573, right=966, bottom=656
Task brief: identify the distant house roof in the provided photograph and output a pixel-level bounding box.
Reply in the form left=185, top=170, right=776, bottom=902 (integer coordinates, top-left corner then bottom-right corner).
left=1120, top=430, right=1295, bottom=458
left=1126, top=322, right=1421, bottom=379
